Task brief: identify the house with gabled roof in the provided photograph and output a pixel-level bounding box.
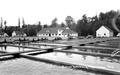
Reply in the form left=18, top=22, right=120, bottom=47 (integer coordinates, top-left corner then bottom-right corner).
left=37, top=27, right=78, bottom=40
left=12, top=31, right=27, bottom=37
left=96, top=25, right=113, bottom=37
left=0, top=31, right=8, bottom=37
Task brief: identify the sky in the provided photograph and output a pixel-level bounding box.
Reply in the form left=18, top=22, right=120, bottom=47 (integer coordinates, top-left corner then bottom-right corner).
left=0, top=0, right=120, bottom=26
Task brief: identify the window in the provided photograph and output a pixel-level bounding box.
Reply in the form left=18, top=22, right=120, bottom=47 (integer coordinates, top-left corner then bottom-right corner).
left=104, top=33, right=106, bottom=35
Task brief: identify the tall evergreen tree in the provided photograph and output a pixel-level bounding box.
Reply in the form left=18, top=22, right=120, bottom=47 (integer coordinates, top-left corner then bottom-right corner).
left=61, top=22, right=66, bottom=27
left=65, top=16, right=76, bottom=30
left=3, top=20, right=7, bottom=30
left=37, top=21, right=42, bottom=31
left=22, top=17, right=25, bottom=26
left=1, top=17, right=3, bottom=28
left=38, top=21, right=41, bottom=26
left=50, top=18, right=58, bottom=27
left=4, top=20, right=7, bottom=27
left=18, top=18, right=20, bottom=28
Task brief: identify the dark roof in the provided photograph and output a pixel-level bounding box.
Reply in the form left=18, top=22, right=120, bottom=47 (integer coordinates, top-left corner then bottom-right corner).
left=103, top=26, right=113, bottom=32
left=38, top=27, right=77, bottom=34
left=97, top=25, right=113, bottom=32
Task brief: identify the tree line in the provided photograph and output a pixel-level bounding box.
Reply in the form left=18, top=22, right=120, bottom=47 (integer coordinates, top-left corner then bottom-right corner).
left=76, top=10, right=119, bottom=36
left=65, top=10, right=120, bottom=36
left=0, top=10, right=120, bottom=36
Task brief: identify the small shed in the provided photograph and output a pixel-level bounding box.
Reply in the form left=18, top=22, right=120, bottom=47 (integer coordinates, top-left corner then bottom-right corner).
left=96, top=26, right=113, bottom=37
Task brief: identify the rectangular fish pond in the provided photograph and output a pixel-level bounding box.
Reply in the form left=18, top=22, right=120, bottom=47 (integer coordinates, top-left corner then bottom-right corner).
left=32, top=52, right=120, bottom=73
left=0, top=40, right=120, bottom=75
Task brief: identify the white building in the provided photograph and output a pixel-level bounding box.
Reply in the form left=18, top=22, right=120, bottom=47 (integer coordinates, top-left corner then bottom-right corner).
left=117, top=33, right=120, bottom=37
left=96, top=26, right=113, bottom=37
left=37, top=27, right=78, bottom=40
left=12, top=31, right=27, bottom=37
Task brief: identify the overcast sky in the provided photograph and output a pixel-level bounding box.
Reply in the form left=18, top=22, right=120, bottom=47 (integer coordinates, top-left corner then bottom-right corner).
left=0, top=0, right=120, bottom=26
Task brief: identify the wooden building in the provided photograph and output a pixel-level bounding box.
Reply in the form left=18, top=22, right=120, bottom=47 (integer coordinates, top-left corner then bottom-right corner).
left=37, top=27, right=78, bottom=40
left=96, top=26, right=113, bottom=37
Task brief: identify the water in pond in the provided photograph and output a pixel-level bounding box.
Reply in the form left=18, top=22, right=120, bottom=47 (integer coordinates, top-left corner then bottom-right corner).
left=0, top=46, right=32, bottom=52
left=0, top=39, right=120, bottom=75
left=10, top=43, right=53, bottom=49
left=34, top=52, right=120, bottom=72
left=0, top=47, right=105, bottom=75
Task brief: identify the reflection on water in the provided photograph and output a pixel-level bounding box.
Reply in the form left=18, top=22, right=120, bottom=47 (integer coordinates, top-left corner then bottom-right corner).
left=35, top=52, right=120, bottom=72
left=12, top=43, right=52, bottom=49
left=0, top=43, right=53, bottom=53
left=0, top=46, right=32, bottom=52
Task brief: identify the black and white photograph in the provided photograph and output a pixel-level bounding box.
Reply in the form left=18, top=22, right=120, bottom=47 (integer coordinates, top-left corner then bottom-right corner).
left=0, top=0, right=120, bottom=75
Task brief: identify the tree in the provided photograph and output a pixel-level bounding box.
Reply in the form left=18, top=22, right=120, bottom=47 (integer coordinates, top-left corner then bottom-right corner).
left=28, top=27, right=37, bottom=36
left=76, top=14, right=89, bottom=36
left=50, top=18, right=58, bottom=27
left=61, top=22, right=66, bottom=27
left=4, top=20, right=7, bottom=27
left=38, top=21, right=41, bottom=26
left=22, top=18, right=25, bottom=26
left=43, top=24, right=48, bottom=28
left=65, top=16, right=76, bottom=30
left=18, top=18, right=20, bottom=28
left=76, top=10, right=119, bottom=36
left=37, top=21, right=42, bottom=31
left=3, top=20, right=7, bottom=30
left=0, top=17, right=3, bottom=28
left=82, top=14, right=88, bottom=23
